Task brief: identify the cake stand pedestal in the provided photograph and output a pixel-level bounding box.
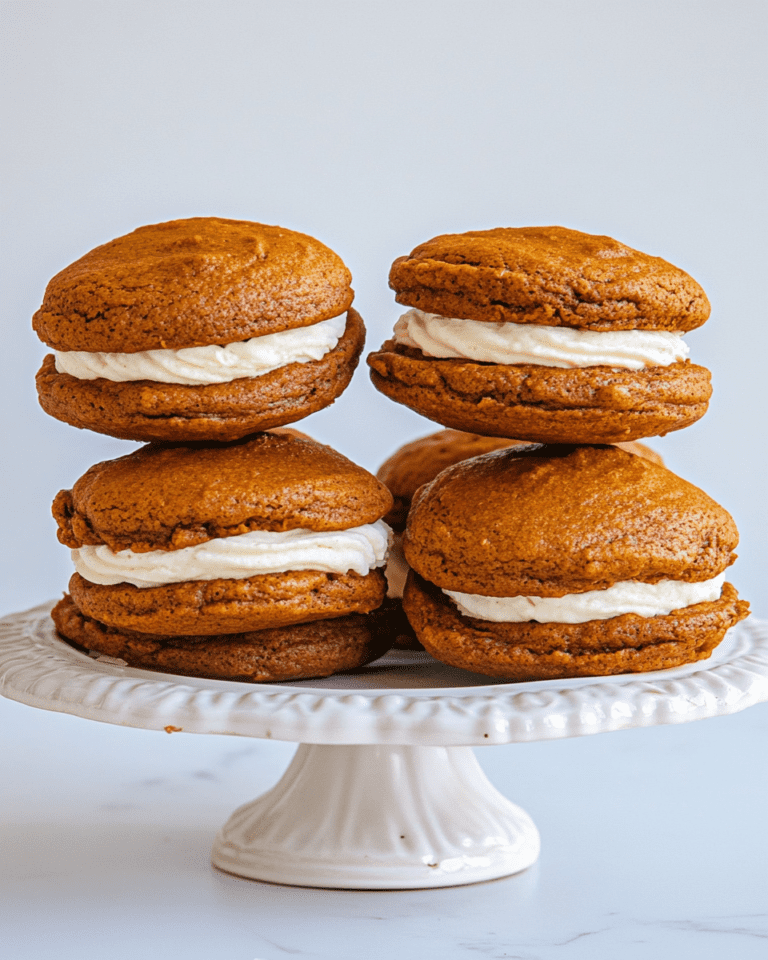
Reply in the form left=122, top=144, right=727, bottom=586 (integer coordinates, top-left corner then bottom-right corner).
left=1, top=602, right=767, bottom=890
left=213, top=743, right=539, bottom=887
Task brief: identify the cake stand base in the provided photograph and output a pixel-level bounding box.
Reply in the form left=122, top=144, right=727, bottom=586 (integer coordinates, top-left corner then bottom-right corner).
left=211, top=744, right=540, bottom=889
left=6, top=606, right=768, bottom=891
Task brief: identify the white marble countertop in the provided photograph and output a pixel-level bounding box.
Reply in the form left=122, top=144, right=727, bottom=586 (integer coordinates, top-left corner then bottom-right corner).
left=2, top=683, right=767, bottom=959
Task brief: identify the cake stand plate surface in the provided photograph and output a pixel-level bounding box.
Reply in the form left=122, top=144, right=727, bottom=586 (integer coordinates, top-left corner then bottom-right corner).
left=2, top=602, right=767, bottom=889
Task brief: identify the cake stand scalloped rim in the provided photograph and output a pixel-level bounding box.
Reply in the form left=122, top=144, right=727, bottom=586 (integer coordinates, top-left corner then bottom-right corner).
left=1, top=601, right=767, bottom=747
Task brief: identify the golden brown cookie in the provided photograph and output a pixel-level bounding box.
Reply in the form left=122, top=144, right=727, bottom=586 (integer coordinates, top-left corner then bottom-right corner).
left=369, top=348, right=711, bottom=444
left=401, top=444, right=748, bottom=680
left=34, top=218, right=353, bottom=350
left=404, top=444, right=737, bottom=597
left=67, top=569, right=386, bottom=636
left=388, top=227, right=709, bottom=331
left=34, top=217, right=363, bottom=441
left=54, top=431, right=391, bottom=552
left=369, top=226, right=712, bottom=444
left=403, top=573, right=749, bottom=680
left=53, top=432, right=393, bottom=638
left=53, top=594, right=393, bottom=683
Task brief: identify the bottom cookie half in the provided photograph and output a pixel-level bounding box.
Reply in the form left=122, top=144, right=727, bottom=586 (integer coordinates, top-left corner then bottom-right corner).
left=402, top=573, right=750, bottom=681
left=368, top=346, right=711, bottom=443
left=53, top=594, right=395, bottom=683
left=68, top=568, right=386, bottom=636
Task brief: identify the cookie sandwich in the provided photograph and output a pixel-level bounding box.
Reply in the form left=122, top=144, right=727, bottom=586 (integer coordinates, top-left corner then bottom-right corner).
left=402, top=444, right=749, bottom=680
left=368, top=227, right=712, bottom=444
left=51, top=431, right=394, bottom=682
left=35, top=217, right=364, bottom=441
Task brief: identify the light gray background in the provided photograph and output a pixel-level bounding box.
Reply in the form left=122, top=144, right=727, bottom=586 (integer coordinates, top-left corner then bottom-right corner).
left=2, top=5, right=768, bottom=959
left=1, top=0, right=766, bottom=618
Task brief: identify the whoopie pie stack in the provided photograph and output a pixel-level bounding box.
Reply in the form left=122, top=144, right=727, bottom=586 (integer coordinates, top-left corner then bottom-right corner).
left=34, top=218, right=751, bottom=683
left=36, top=217, right=395, bottom=682
left=369, top=226, right=750, bottom=679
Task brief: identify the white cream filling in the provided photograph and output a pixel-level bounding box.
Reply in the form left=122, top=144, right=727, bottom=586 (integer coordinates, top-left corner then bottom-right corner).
left=393, top=308, right=689, bottom=370
left=54, top=313, right=347, bottom=385
left=445, top=571, right=725, bottom=624
left=73, top=520, right=391, bottom=588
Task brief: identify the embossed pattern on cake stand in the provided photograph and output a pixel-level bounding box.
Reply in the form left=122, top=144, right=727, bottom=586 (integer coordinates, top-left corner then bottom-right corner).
left=1, top=602, right=767, bottom=889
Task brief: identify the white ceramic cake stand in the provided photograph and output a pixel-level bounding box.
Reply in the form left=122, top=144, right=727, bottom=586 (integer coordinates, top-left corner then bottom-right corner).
left=2, top=602, right=768, bottom=890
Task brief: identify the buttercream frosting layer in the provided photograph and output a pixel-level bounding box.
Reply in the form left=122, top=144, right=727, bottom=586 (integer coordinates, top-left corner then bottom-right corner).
left=55, top=313, right=347, bottom=385
left=392, top=308, right=689, bottom=370
left=445, top=572, right=726, bottom=624
left=73, top=520, right=391, bottom=588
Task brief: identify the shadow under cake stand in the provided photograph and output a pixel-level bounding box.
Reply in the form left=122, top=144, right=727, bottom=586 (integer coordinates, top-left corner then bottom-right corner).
left=1, top=602, right=767, bottom=890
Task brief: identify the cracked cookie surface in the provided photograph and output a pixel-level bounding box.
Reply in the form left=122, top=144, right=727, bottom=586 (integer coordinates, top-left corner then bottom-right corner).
left=376, top=430, right=663, bottom=529
left=368, top=343, right=710, bottom=443
left=389, top=226, right=709, bottom=331
left=68, top=568, right=386, bottom=635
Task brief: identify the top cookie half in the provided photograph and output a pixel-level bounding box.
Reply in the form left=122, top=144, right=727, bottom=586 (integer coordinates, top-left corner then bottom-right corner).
left=54, top=430, right=393, bottom=553
left=34, top=217, right=354, bottom=352
left=389, top=226, right=709, bottom=332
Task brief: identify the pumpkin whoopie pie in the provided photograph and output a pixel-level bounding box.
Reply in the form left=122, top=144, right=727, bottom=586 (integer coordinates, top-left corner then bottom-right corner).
left=35, top=217, right=364, bottom=442
left=401, top=444, right=749, bottom=680
left=51, top=431, right=394, bottom=682
left=368, top=227, right=712, bottom=444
